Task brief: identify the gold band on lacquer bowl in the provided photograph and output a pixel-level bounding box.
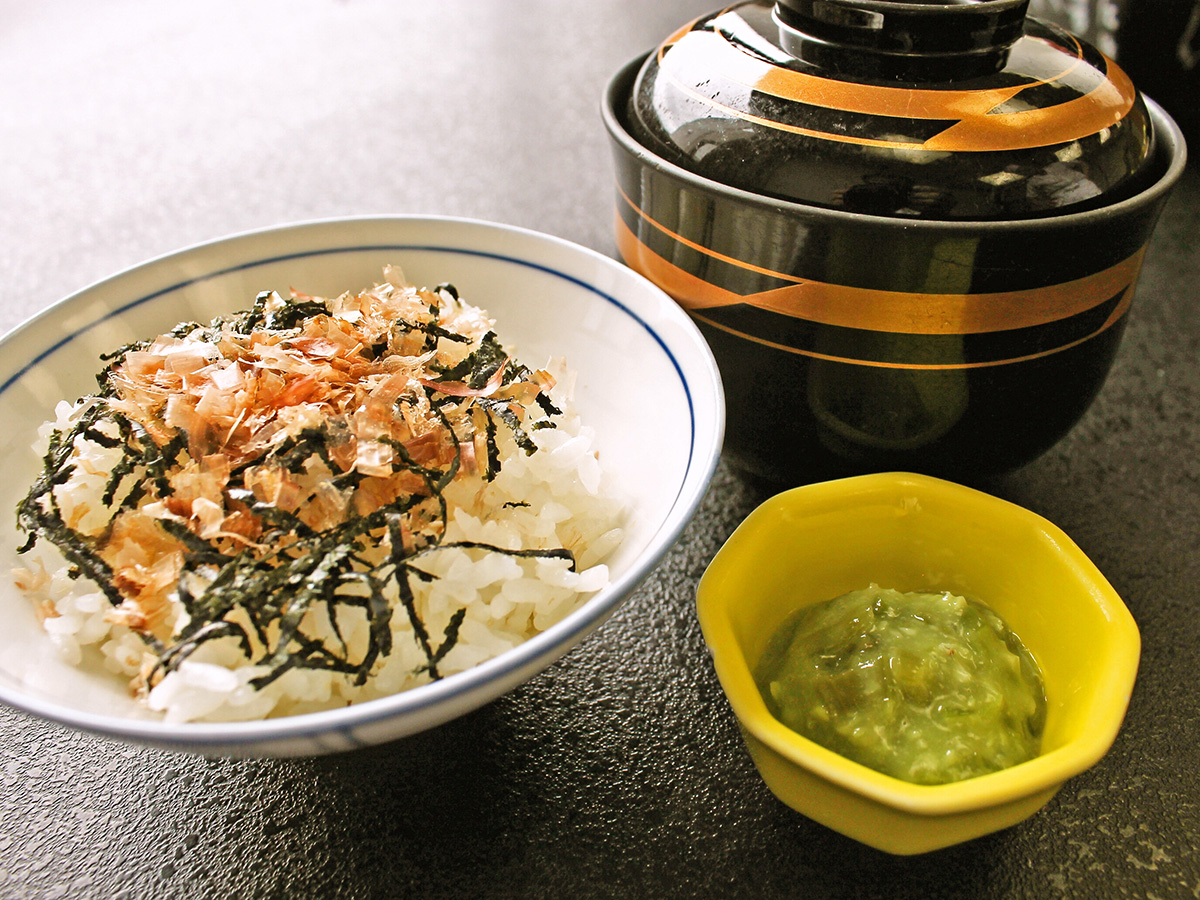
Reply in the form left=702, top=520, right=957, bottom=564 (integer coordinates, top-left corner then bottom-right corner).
left=614, top=196, right=1141, bottom=369
left=655, top=20, right=1138, bottom=154
left=602, top=55, right=1187, bottom=483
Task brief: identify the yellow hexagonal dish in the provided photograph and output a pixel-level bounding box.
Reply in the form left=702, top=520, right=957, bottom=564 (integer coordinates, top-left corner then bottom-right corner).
left=696, top=472, right=1141, bottom=855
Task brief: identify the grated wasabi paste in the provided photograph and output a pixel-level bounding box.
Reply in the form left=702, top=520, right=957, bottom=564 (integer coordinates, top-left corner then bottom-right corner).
left=755, top=585, right=1046, bottom=785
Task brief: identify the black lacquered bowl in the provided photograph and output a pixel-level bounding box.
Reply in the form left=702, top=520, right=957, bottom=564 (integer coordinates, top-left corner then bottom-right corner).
left=603, top=54, right=1186, bottom=483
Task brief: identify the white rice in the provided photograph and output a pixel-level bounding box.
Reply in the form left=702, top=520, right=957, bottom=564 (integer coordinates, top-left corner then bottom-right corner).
left=17, top=348, right=626, bottom=724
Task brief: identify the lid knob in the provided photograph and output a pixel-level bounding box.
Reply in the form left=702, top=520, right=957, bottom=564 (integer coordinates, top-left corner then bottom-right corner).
left=773, top=0, right=1032, bottom=79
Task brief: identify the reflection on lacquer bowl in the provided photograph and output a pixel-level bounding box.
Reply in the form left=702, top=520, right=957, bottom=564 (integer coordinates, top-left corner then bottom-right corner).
left=0, top=216, right=724, bottom=757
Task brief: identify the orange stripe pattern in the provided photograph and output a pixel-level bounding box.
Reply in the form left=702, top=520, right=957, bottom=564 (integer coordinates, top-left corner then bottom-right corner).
left=614, top=208, right=1140, bottom=369
left=617, top=208, right=1141, bottom=334
left=657, top=17, right=1137, bottom=153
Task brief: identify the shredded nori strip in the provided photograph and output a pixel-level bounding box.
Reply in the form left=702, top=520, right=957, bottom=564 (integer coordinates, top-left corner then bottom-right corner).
left=16, top=286, right=576, bottom=696
left=265, top=297, right=329, bottom=331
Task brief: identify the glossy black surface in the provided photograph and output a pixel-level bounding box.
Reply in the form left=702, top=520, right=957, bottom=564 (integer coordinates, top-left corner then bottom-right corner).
left=629, top=1, right=1155, bottom=219
left=607, top=51, right=1184, bottom=483
left=4, top=2, right=1200, bottom=898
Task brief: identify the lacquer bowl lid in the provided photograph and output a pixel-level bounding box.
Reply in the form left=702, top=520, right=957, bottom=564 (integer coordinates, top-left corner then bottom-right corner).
left=626, top=0, right=1156, bottom=220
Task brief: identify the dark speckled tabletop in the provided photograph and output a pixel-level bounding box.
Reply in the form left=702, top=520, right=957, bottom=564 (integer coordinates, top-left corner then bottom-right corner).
left=2, top=2, right=1198, bottom=898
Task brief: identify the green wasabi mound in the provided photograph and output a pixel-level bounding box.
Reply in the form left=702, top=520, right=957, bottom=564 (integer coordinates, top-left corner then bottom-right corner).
left=756, top=585, right=1046, bottom=786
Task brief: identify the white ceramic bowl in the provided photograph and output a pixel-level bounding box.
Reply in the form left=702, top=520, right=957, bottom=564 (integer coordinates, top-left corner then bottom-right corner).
left=0, top=216, right=725, bottom=756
